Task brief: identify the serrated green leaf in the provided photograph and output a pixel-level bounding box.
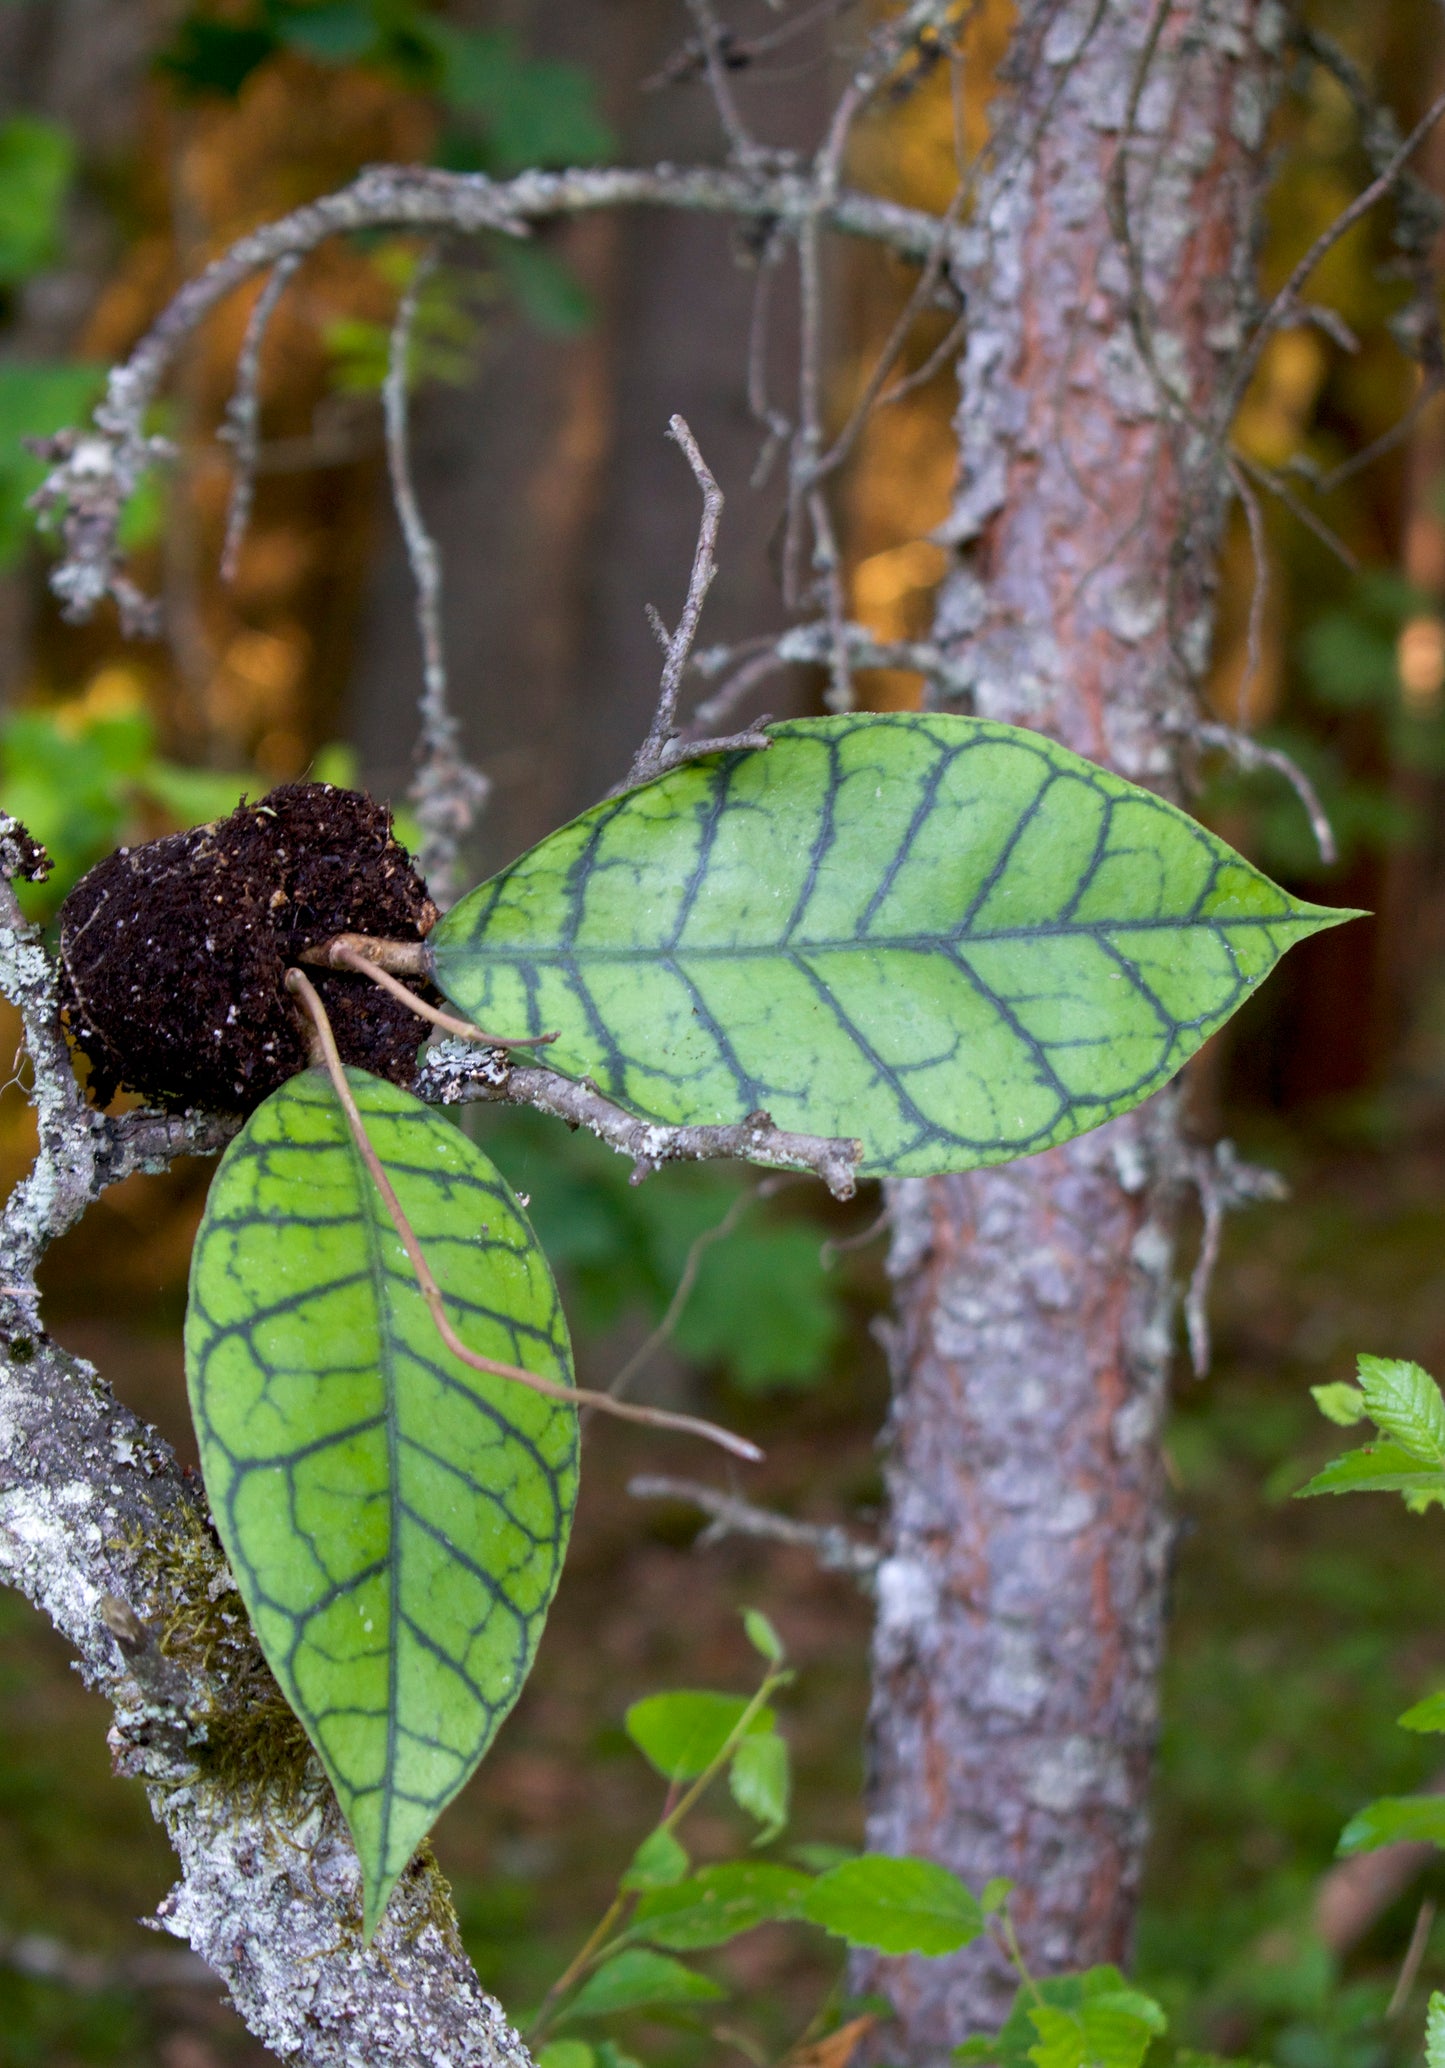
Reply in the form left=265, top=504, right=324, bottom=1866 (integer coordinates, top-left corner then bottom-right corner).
left=729, top=1729, right=790, bottom=1841
left=632, top=1862, right=810, bottom=1949
left=742, top=1608, right=783, bottom=1663
left=185, top=1067, right=578, bottom=1938
left=1399, top=1692, right=1445, bottom=1733
left=620, top=1827, right=690, bottom=1892
left=1027, top=1984, right=1166, bottom=2068
left=1294, top=1442, right=1445, bottom=1499
left=431, top=716, right=1355, bottom=1179
left=800, top=1853, right=984, bottom=1955
left=1426, top=1991, right=1445, bottom=2068
left=1310, top=1382, right=1366, bottom=1427
left=624, top=1691, right=773, bottom=1781
left=1356, top=1355, right=1445, bottom=1462
left=561, top=1949, right=725, bottom=2022
left=1337, top=1795, right=1445, bottom=1855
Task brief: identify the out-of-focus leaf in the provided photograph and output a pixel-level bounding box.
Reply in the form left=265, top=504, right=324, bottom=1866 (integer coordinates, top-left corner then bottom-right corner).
left=494, top=240, right=593, bottom=335
left=1426, top=1991, right=1445, bottom=2068
left=0, top=116, right=75, bottom=285
left=424, top=23, right=613, bottom=172
left=674, top=1226, right=841, bottom=1391
left=1311, top=1382, right=1366, bottom=1427
left=742, top=1608, right=783, bottom=1664
left=1337, top=1795, right=1445, bottom=1855
left=537, top=2044, right=594, bottom=2068
left=632, top=1862, right=810, bottom=1949
left=156, top=15, right=278, bottom=97
left=729, top=1730, right=790, bottom=1842
left=274, top=0, right=376, bottom=62
left=1398, top=1693, right=1445, bottom=1734
left=620, top=1828, right=690, bottom=1893
left=561, top=1949, right=724, bottom=2022
left=801, top=1854, right=983, bottom=1955
left=625, top=1692, right=773, bottom=1782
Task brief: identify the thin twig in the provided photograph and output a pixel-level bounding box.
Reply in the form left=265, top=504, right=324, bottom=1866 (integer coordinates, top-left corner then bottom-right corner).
left=383, top=248, right=489, bottom=905
left=310, top=939, right=556, bottom=1052
left=1182, top=1140, right=1287, bottom=1376
left=1191, top=719, right=1338, bottom=866
left=627, top=1475, right=879, bottom=1580
left=219, top=253, right=302, bottom=583
left=1386, top=1897, right=1436, bottom=2018
left=285, top=968, right=762, bottom=1463
left=686, top=0, right=766, bottom=168
left=627, top=417, right=727, bottom=787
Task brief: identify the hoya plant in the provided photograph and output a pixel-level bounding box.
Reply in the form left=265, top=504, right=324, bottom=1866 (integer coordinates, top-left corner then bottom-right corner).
left=40, top=701, right=1352, bottom=1939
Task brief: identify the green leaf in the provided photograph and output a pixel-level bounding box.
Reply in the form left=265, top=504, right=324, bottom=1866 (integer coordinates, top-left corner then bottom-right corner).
left=432, top=716, right=1355, bottom=1180
left=561, top=1949, right=725, bottom=2022
left=1027, top=1977, right=1166, bottom=2068
left=729, top=1730, right=790, bottom=1842
left=632, top=1862, right=811, bottom=1949
left=624, top=1692, right=773, bottom=1781
left=981, top=1878, right=1016, bottom=1915
left=1426, top=1991, right=1445, bottom=2068
left=494, top=240, right=593, bottom=336
left=1310, top=1382, right=1366, bottom=1427
left=673, top=1224, right=841, bottom=1390
left=274, top=1, right=377, bottom=62
left=1337, top=1795, right=1445, bottom=1855
left=156, top=15, right=278, bottom=97
left=800, top=1853, right=984, bottom=1955
left=1295, top=1442, right=1445, bottom=1499
left=0, top=116, right=75, bottom=285
left=742, top=1608, right=783, bottom=1663
left=185, top=1067, right=578, bottom=1938
left=423, top=24, right=613, bottom=172
left=1399, top=1692, right=1445, bottom=1733
left=1356, top=1355, right=1445, bottom=1462
left=537, top=2045, right=595, bottom=2068
left=620, top=1827, right=691, bottom=1892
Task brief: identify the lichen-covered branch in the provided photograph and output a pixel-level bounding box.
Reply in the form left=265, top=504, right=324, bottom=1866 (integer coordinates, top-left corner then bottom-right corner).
left=417, top=1038, right=862, bottom=1199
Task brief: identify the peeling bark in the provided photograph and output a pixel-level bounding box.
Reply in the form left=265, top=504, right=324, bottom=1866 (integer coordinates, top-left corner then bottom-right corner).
left=856, top=1, right=1283, bottom=2050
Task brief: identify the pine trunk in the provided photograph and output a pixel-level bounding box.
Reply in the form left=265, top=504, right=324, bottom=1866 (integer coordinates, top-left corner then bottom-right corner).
left=856, top=2, right=1282, bottom=2050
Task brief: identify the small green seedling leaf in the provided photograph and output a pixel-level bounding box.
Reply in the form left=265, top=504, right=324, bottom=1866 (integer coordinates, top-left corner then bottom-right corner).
left=742, top=1607, right=784, bottom=1663
left=729, top=1729, right=790, bottom=1843
left=561, top=1949, right=726, bottom=2022
left=801, top=1853, right=984, bottom=1955
left=431, top=714, right=1357, bottom=1179
left=1310, top=1382, right=1366, bottom=1427
left=1026, top=1971, right=1167, bottom=2068
left=1295, top=1443, right=1445, bottom=1500
left=1426, top=1991, right=1445, bottom=2068
left=624, top=1691, right=774, bottom=1781
left=1356, top=1355, right=1445, bottom=1463
left=632, top=1862, right=811, bottom=1948
left=186, top=1067, right=578, bottom=1939
left=1337, top=1795, right=1445, bottom=1855
left=981, top=1877, right=1016, bottom=1916
left=1399, top=1693, right=1445, bottom=1734
left=621, top=1828, right=691, bottom=1892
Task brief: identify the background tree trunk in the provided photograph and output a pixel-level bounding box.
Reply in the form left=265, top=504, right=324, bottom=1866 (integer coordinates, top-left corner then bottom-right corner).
left=856, top=2, right=1283, bottom=2050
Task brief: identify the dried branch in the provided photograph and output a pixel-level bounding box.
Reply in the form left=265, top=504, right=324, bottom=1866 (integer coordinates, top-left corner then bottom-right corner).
left=687, top=620, right=977, bottom=733
left=383, top=249, right=489, bottom=906
left=28, top=162, right=950, bottom=634
left=219, top=253, right=302, bottom=584
left=627, top=1475, right=879, bottom=1582
left=1190, top=719, right=1338, bottom=867
left=1182, top=1139, right=1287, bottom=1377
left=416, top=1038, right=863, bottom=1200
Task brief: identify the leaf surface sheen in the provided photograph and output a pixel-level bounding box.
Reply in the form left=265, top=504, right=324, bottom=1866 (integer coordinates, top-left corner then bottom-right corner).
left=432, top=716, right=1354, bottom=1177
left=185, top=1066, right=578, bottom=1936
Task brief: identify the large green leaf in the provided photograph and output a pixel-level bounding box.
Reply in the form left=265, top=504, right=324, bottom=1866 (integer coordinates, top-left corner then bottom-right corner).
left=432, top=715, right=1354, bottom=1178
left=185, top=1067, right=577, bottom=1937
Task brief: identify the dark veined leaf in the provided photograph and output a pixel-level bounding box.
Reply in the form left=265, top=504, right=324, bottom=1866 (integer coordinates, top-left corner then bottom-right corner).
left=625, top=1691, right=773, bottom=1780
left=561, top=1948, right=726, bottom=2022
left=1295, top=1442, right=1445, bottom=1500
left=185, top=1067, right=578, bottom=1937
left=1399, top=1692, right=1445, bottom=1733
left=431, top=716, right=1355, bottom=1179
left=1355, top=1355, right=1445, bottom=1463
left=1337, top=1795, right=1445, bottom=1855
left=632, top=1862, right=811, bottom=1949
left=800, top=1853, right=984, bottom=1955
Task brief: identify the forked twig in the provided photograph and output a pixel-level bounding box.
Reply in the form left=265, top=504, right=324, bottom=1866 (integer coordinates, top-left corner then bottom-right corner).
left=285, top=968, right=762, bottom=1463
left=626, top=416, right=728, bottom=787
left=308, top=937, right=557, bottom=1052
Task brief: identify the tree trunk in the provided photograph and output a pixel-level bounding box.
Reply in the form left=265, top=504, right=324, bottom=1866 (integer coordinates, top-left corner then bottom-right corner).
left=856, top=1, right=1282, bottom=2050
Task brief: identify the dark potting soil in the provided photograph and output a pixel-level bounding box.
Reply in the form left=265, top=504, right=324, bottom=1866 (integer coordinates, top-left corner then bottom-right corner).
left=58, top=783, right=437, bottom=1113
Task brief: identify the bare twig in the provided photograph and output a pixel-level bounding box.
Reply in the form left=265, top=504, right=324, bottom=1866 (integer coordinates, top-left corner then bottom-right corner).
left=1182, top=1139, right=1287, bottom=1377
left=626, top=418, right=729, bottom=787
left=416, top=1039, right=863, bottom=1200
left=219, top=253, right=302, bottom=584
left=383, top=248, right=489, bottom=905
left=686, top=0, right=767, bottom=169
left=1191, top=719, right=1338, bottom=867
left=285, top=968, right=763, bottom=1463
left=628, top=1475, right=879, bottom=1581
left=687, top=620, right=977, bottom=732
